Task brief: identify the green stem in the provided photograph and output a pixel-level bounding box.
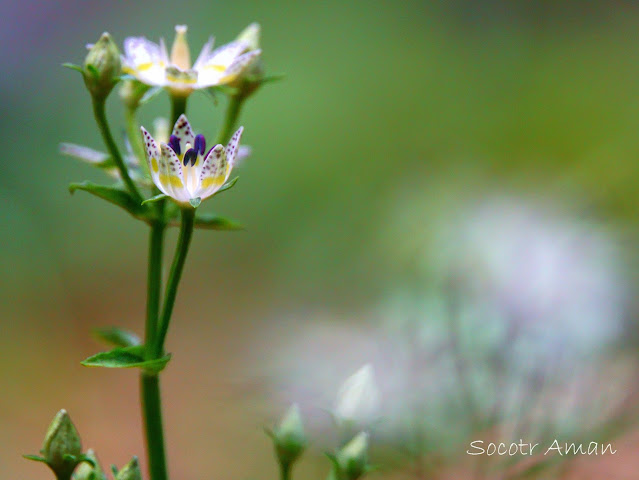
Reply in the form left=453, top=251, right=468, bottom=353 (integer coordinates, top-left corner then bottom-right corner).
left=144, top=218, right=165, bottom=356
left=279, top=461, right=292, bottom=480
left=141, top=216, right=167, bottom=480
left=170, top=95, right=188, bottom=125
left=141, top=373, right=168, bottom=480
left=91, top=97, right=142, bottom=203
left=153, top=208, right=195, bottom=358
left=215, top=94, right=246, bottom=145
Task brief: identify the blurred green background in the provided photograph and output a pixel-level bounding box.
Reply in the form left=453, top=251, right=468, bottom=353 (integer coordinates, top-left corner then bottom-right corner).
left=3, top=1, right=639, bottom=479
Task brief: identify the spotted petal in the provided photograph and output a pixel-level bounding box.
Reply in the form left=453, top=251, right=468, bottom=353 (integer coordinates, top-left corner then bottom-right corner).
left=141, top=127, right=162, bottom=186
left=122, top=37, right=168, bottom=86
left=219, top=49, right=261, bottom=85
left=171, top=114, right=195, bottom=155
left=197, top=145, right=230, bottom=200
left=196, top=41, right=252, bottom=87
left=158, top=144, right=189, bottom=202
left=226, top=127, right=244, bottom=166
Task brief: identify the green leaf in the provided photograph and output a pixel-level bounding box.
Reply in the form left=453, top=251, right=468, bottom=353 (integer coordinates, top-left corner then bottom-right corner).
left=23, top=454, right=48, bottom=463
left=213, top=177, right=239, bottom=197
left=251, top=73, right=286, bottom=84
left=62, top=63, right=84, bottom=73
left=93, top=327, right=141, bottom=348
left=141, top=193, right=168, bottom=205
left=194, top=213, right=244, bottom=231
left=69, top=182, right=148, bottom=220
left=81, top=345, right=171, bottom=374
left=189, top=197, right=202, bottom=208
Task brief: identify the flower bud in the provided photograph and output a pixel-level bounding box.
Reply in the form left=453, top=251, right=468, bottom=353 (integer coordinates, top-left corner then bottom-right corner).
left=115, top=457, right=141, bottom=480
left=41, top=409, right=82, bottom=479
left=270, top=404, right=307, bottom=468
left=84, top=32, right=121, bottom=99
left=72, top=449, right=103, bottom=480
left=335, top=432, right=370, bottom=480
left=334, top=365, right=380, bottom=428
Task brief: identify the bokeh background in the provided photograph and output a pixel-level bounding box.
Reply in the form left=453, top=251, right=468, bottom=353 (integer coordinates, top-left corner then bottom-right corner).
left=2, top=1, right=639, bottom=479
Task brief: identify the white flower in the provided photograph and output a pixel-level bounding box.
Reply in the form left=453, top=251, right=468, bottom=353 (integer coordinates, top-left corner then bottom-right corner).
left=122, top=25, right=261, bottom=93
left=141, top=114, right=243, bottom=204
left=334, top=364, right=380, bottom=426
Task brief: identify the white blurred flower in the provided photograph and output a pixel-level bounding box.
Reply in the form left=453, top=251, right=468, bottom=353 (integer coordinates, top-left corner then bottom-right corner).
left=334, top=364, right=380, bottom=427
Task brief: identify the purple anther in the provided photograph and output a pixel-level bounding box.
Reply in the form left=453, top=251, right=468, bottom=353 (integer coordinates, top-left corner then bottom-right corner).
left=183, top=148, right=198, bottom=166
left=194, top=134, right=206, bottom=155
left=168, top=135, right=181, bottom=155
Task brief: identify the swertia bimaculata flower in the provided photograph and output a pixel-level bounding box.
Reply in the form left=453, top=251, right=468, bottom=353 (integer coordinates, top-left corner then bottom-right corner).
left=122, top=24, right=261, bottom=95
left=141, top=114, right=243, bottom=205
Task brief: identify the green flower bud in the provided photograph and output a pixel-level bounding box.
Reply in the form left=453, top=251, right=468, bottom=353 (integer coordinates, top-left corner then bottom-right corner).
left=72, top=449, right=104, bottom=480
left=83, top=33, right=121, bottom=100
left=41, top=409, right=82, bottom=479
left=115, top=457, right=141, bottom=480
left=335, top=432, right=369, bottom=480
left=270, top=404, right=307, bottom=468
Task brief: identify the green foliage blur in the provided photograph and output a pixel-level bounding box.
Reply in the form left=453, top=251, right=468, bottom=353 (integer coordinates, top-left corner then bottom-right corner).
left=2, top=1, right=639, bottom=479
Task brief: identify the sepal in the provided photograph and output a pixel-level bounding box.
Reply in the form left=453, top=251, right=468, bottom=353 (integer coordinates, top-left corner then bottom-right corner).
left=142, top=193, right=168, bottom=205
left=214, top=176, right=239, bottom=196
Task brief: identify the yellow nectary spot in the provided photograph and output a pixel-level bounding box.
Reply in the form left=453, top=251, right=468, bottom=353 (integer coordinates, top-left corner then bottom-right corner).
left=136, top=62, right=154, bottom=71
left=205, top=64, right=227, bottom=72
left=151, top=157, right=159, bottom=173
left=201, top=176, right=224, bottom=189
left=159, top=174, right=184, bottom=188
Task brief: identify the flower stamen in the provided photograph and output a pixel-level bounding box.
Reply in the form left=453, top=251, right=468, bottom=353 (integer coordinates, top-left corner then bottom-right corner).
left=194, top=134, right=206, bottom=155
left=183, top=147, right=198, bottom=166
left=168, top=135, right=181, bottom=155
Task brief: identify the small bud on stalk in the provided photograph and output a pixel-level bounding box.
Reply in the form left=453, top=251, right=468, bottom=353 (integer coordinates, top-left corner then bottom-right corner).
left=115, top=457, right=142, bottom=480
left=268, top=404, right=307, bottom=473
left=84, top=33, right=121, bottom=100
left=41, top=409, right=83, bottom=479
left=72, top=449, right=104, bottom=480
left=334, top=432, right=370, bottom=480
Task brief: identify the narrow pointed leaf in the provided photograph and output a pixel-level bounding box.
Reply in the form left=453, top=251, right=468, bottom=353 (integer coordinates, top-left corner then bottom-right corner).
left=23, top=454, right=48, bottom=463
left=69, top=182, right=148, bottom=219
left=62, top=63, right=84, bottom=73
left=194, top=213, right=244, bottom=231
left=81, top=345, right=171, bottom=373
left=93, top=327, right=141, bottom=348
left=141, top=193, right=168, bottom=205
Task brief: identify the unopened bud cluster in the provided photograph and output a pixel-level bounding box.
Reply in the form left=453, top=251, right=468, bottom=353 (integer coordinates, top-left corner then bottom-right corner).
left=266, top=365, right=379, bottom=480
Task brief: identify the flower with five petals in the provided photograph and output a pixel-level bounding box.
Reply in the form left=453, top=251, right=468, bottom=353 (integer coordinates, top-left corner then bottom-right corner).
left=141, top=115, right=243, bottom=205
left=122, top=25, right=261, bottom=95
